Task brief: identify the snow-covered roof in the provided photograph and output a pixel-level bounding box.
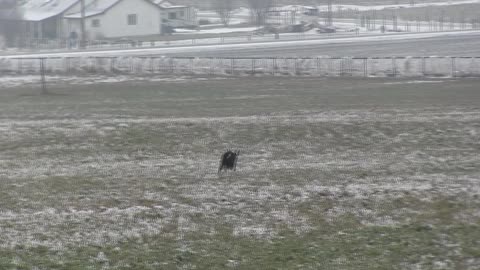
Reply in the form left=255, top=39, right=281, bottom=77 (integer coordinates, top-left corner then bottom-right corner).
left=64, top=0, right=162, bottom=19
left=21, top=0, right=79, bottom=21
left=64, top=0, right=120, bottom=18
left=14, top=0, right=188, bottom=21
left=152, top=0, right=187, bottom=9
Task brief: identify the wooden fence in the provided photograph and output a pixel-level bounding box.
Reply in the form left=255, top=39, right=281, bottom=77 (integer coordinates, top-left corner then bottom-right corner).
left=1, top=56, right=480, bottom=78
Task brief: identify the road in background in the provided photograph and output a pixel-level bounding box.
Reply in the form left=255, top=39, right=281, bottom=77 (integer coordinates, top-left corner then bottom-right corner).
left=169, top=32, right=480, bottom=58
left=3, top=31, right=480, bottom=59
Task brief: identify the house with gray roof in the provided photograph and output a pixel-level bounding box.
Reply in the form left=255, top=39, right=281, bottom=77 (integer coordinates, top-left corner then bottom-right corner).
left=64, top=0, right=166, bottom=39
left=1, top=0, right=82, bottom=40
left=2, top=0, right=197, bottom=42
left=64, top=0, right=197, bottom=39
left=24, top=0, right=86, bottom=39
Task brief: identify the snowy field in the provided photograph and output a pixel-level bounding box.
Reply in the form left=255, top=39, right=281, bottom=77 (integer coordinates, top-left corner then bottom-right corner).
left=315, top=0, right=480, bottom=11
left=0, top=76, right=479, bottom=269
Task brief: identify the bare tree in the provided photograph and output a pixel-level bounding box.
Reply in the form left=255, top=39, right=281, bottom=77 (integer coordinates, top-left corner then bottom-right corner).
left=214, top=0, right=235, bottom=26
left=0, top=0, right=24, bottom=47
left=247, top=0, right=273, bottom=26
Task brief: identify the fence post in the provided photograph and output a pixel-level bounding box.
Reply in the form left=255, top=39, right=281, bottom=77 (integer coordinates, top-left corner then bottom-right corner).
left=40, top=58, right=47, bottom=94
left=158, top=58, right=163, bottom=74
left=110, top=58, right=116, bottom=73
left=251, top=58, right=255, bottom=75
left=451, top=57, right=456, bottom=77
left=67, top=57, right=72, bottom=73
left=364, top=58, right=368, bottom=77
left=149, top=57, right=154, bottom=73
left=327, top=57, right=332, bottom=76
left=230, top=58, right=235, bottom=75
left=169, top=58, right=175, bottom=74
left=316, top=58, right=321, bottom=76
left=472, top=57, right=476, bottom=76
left=210, top=58, right=215, bottom=76
left=272, top=58, right=276, bottom=76
left=129, top=57, right=134, bottom=73
left=17, top=58, right=22, bottom=74
left=392, top=57, right=396, bottom=77
left=422, top=57, right=426, bottom=76
left=91, top=57, right=96, bottom=73
left=340, top=58, right=344, bottom=76
left=295, top=58, right=299, bottom=75
left=190, top=58, right=194, bottom=75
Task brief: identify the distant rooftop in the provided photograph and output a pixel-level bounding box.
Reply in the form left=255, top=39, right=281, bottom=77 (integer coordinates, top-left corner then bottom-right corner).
left=64, top=0, right=121, bottom=19
left=152, top=0, right=188, bottom=9
left=14, top=0, right=190, bottom=21
left=21, top=0, right=79, bottom=21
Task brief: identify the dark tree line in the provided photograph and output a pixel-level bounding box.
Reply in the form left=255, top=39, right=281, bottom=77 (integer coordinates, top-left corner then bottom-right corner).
left=214, top=0, right=273, bottom=26
left=214, top=0, right=235, bottom=26
left=247, top=0, right=273, bottom=26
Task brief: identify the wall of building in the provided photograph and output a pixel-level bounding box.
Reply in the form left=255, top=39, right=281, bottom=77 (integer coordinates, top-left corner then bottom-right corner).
left=162, top=6, right=197, bottom=27
left=66, top=0, right=162, bottom=39
left=61, top=0, right=95, bottom=39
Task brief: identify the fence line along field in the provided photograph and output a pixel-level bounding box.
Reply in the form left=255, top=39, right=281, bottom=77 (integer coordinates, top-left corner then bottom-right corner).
left=0, top=76, right=479, bottom=269
left=2, top=56, right=480, bottom=78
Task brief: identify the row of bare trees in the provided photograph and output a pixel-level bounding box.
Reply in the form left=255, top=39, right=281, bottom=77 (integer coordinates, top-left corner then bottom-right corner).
left=214, top=0, right=273, bottom=26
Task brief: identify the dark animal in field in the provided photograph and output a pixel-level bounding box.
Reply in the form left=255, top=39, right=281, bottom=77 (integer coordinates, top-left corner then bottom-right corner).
left=218, top=150, right=240, bottom=172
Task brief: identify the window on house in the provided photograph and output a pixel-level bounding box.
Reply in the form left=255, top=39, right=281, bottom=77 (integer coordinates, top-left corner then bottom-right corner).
left=168, top=12, right=176, bottom=20
left=180, top=11, right=184, bottom=17
left=91, top=19, right=100, bottom=27
left=127, top=14, right=137, bottom=25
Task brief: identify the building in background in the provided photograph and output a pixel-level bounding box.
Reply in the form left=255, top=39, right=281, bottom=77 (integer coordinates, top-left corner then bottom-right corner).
left=64, top=0, right=164, bottom=39
left=1, top=0, right=197, bottom=43
left=1, top=0, right=81, bottom=40
left=152, top=0, right=197, bottom=31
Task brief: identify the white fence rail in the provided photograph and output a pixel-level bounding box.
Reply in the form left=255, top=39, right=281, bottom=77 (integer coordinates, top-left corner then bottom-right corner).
left=1, top=56, right=480, bottom=78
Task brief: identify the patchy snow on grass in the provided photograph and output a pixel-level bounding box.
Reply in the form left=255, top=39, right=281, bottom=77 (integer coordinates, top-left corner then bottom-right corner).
left=384, top=80, right=446, bottom=85
left=175, top=27, right=258, bottom=35
left=0, top=78, right=479, bottom=259
left=0, top=75, right=209, bottom=88
left=312, top=1, right=480, bottom=12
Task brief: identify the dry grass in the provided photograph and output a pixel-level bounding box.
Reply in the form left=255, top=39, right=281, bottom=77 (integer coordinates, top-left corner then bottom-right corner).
left=0, top=76, right=479, bottom=269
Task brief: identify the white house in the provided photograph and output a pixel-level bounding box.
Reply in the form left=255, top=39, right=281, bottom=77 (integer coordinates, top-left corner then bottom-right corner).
left=63, top=0, right=197, bottom=39
left=64, top=0, right=165, bottom=39
left=3, top=0, right=197, bottom=41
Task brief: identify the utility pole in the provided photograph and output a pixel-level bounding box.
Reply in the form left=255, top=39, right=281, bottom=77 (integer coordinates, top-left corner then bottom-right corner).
left=80, top=0, right=86, bottom=49
left=327, top=0, right=333, bottom=26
